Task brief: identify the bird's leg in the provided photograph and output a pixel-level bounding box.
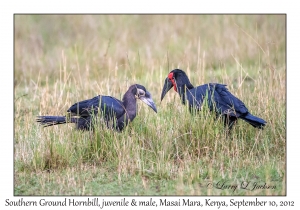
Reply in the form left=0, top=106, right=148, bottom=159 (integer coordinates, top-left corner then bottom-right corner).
left=223, top=115, right=231, bottom=137
left=223, top=115, right=237, bottom=137
left=228, top=118, right=237, bottom=131
left=223, top=114, right=229, bottom=128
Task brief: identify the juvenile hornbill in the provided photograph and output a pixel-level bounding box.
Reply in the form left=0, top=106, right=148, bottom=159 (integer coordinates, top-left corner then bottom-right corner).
left=37, top=84, right=157, bottom=131
left=161, top=69, right=266, bottom=130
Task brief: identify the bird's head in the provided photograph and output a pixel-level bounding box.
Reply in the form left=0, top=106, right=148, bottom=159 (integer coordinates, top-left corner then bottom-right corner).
left=131, top=84, right=157, bottom=113
left=161, top=69, right=194, bottom=101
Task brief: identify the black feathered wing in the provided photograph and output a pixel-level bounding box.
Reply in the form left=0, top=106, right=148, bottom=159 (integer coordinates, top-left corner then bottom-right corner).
left=67, top=95, right=126, bottom=119
left=212, top=84, right=248, bottom=117
left=185, top=83, right=266, bottom=128
left=68, top=95, right=128, bottom=130
left=185, top=83, right=248, bottom=117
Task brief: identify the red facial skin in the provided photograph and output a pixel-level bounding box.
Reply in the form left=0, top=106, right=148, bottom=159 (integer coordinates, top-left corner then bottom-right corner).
left=168, top=72, right=177, bottom=92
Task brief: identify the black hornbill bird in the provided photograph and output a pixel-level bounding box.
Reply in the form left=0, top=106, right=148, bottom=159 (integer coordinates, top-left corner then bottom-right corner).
left=161, top=69, right=266, bottom=130
left=37, top=84, right=157, bottom=131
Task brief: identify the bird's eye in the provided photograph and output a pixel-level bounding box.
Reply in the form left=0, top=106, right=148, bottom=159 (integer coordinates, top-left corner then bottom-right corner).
left=139, top=91, right=145, bottom=97
left=168, top=72, right=175, bottom=81
left=136, top=88, right=146, bottom=97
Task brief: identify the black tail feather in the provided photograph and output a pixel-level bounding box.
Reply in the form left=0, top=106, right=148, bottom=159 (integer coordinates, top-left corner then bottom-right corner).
left=36, top=116, right=68, bottom=127
left=36, top=115, right=92, bottom=130
left=241, top=113, right=267, bottom=129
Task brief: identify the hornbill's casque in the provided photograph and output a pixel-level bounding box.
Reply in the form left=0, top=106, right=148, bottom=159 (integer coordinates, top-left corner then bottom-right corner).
left=161, top=69, right=266, bottom=130
left=37, top=84, right=157, bottom=131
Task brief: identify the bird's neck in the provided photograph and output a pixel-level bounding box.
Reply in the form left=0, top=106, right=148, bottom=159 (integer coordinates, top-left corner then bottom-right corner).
left=122, top=93, right=137, bottom=121
left=177, top=84, right=192, bottom=105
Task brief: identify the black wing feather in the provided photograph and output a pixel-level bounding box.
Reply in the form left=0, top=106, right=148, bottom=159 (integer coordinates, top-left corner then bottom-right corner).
left=186, top=83, right=248, bottom=117
left=67, top=95, right=125, bottom=119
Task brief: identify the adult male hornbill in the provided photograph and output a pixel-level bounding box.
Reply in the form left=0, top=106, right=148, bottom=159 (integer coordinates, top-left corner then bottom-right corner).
left=37, top=84, right=157, bottom=131
left=161, top=69, right=266, bottom=130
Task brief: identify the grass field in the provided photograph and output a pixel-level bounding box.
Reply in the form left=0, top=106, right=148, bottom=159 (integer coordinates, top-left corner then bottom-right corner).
left=14, top=14, right=286, bottom=195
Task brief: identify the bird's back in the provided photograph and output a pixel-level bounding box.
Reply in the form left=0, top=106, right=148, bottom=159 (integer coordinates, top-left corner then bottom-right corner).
left=67, top=95, right=125, bottom=119
left=186, top=83, right=248, bottom=117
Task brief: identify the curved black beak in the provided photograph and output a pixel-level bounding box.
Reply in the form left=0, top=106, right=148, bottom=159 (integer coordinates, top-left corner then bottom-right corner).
left=161, top=77, right=173, bottom=101
left=139, top=91, right=157, bottom=113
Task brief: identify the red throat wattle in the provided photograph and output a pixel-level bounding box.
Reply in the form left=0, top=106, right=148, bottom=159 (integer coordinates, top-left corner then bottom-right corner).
left=168, top=72, right=177, bottom=92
